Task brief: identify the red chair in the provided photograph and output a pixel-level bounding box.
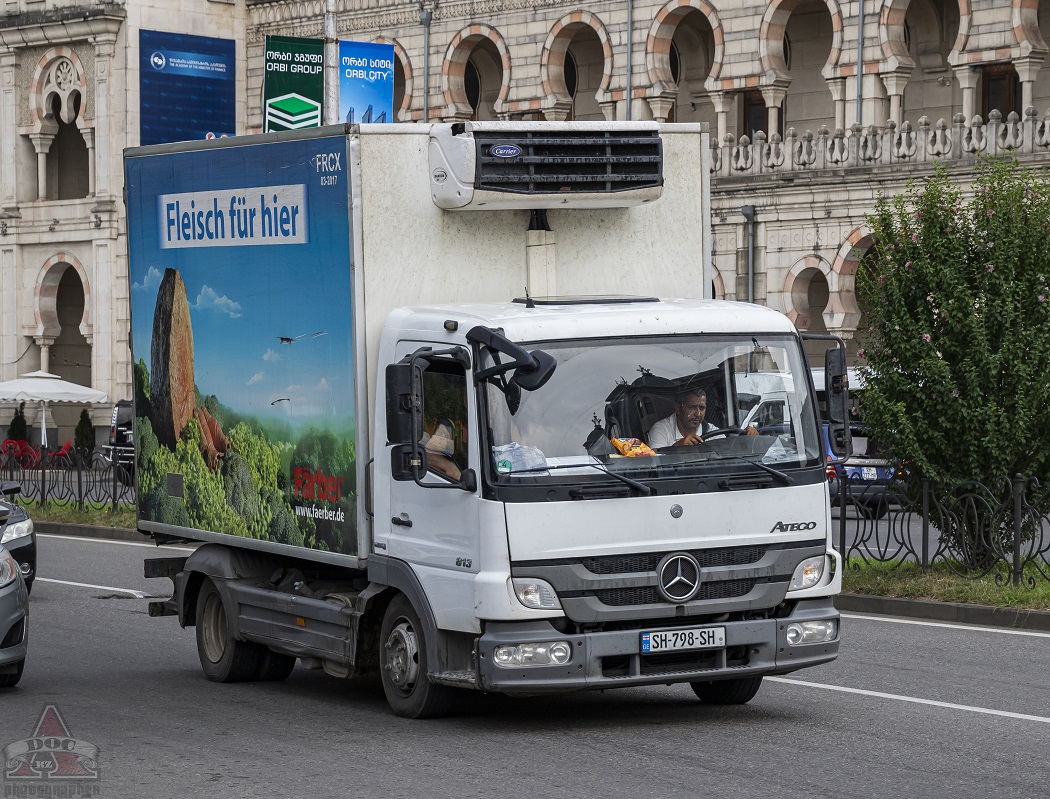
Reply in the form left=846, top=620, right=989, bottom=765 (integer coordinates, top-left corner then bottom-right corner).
left=48, top=440, right=72, bottom=465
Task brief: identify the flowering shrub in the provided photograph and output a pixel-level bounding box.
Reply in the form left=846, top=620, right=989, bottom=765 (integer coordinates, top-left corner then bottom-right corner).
left=859, top=158, right=1050, bottom=487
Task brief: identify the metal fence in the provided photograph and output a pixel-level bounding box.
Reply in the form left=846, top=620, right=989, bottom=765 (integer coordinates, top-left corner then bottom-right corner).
left=0, top=448, right=136, bottom=511
left=833, top=474, right=1050, bottom=587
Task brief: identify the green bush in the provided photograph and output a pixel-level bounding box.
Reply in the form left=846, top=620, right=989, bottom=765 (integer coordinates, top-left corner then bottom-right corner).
left=6, top=401, right=26, bottom=441
left=860, top=158, right=1050, bottom=486
left=74, top=408, right=94, bottom=456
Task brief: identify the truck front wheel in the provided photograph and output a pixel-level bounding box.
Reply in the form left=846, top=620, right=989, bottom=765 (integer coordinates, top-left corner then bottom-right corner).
left=690, top=676, right=763, bottom=705
left=379, top=594, right=455, bottom=719
left=195, top=578, right=265, bottom=682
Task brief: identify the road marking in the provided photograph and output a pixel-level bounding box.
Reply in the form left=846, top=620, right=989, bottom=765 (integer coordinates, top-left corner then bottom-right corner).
left=38, top=533, right=195, bottom=552
left=769, top=677, right=1050, bottom=724
left=841, top=612, right=1050, bottom=639
left=36, top=577, right=151, bottom=599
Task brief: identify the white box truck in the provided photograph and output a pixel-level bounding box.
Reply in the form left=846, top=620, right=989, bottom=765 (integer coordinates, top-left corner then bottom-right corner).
left=125, top=122, right=849, bottom=718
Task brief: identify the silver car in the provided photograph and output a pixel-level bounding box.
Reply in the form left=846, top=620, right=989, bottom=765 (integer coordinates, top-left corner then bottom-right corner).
left=0, top=537, right=29, bottom=687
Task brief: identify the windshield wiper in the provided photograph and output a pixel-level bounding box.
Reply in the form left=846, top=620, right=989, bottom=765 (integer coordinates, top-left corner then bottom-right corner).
left=663, top=453, right=794, bottom=486
left=508, top=461, right=653, bottom=495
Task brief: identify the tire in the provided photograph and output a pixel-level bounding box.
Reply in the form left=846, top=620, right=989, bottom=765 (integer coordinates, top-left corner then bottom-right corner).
left=0, top=659, right=25, bottom=688
left=379, top=594, right=455, bottom=719
left=194, top=578, right=265, bottom=683
left=24, top=578, right=32, bottom=596
left=256, top=650, right=296, bottom=681
left=858, top=499, right=889, bottom=520
left=690, top=676, right=763, bottom=705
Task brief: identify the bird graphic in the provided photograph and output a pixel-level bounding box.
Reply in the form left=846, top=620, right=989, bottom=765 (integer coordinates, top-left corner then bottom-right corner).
left=270, top=398, right=291, bottom=405
left=278, top=330, right=327, bottom=345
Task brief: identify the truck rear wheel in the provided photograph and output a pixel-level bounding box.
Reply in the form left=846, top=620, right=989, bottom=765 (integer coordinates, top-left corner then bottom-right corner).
left=690, top=676, right=763, bottom=705
left=379, top=594, right=454, bottom=719
left=195, top=578, right=265, bottom=683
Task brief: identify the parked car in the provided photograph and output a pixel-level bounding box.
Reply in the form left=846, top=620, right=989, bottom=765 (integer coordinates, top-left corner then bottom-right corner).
left=0, top=481, right=33, bottom=594
left=0, top=541, right=29, bottom=688
left=812, top=367, right=897, bottom=519
left=103, top=399, right=135, bottom=485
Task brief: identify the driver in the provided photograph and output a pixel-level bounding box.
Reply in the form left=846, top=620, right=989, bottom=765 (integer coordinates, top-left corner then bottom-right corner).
left=647, top=388, right=758, bottom=448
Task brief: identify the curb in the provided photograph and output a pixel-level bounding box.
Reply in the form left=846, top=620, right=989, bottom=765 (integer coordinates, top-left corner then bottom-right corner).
left=836, top=593, right=1050, bottom=632
left=36, top=521, right=145, bottom=544
left=35, top=523, right=1050, bottom=631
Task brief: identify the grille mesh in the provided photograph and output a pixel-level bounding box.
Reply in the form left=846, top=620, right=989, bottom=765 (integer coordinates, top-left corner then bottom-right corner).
left=582, top=545, right=768, bottom=575
left=594, top=578, right=757, bottom=607
left=472, top=130, right=662, bottom=195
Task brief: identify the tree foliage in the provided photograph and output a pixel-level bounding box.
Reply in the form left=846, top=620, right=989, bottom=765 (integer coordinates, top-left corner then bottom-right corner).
left=860, top=158, right=1050, bottom=487
left=6, top=402, right=27, bottom=442
left=74, top=408, right=94, bottom=456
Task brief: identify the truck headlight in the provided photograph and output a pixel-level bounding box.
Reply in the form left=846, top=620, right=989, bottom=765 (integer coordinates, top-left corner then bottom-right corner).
left=0, top=548, right=18, bottom=588
left=493, top=641, right=572, bottom=667
left=1, top=517, right=33, bottom=544
left=788, top=556, right=825, bottom=591
left=512, top=578, right=561, bottom=610
left=785, top=620, right=837, bottom=645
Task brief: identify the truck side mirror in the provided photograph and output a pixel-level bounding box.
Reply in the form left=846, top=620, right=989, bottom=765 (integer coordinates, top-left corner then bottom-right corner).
left=824, top=346, right=852, bottom=459
left=390, top=443, right=426, bottom=481
left=385, top=360, right=425, bottom=446
left=824, top=346, right=849, bottom=425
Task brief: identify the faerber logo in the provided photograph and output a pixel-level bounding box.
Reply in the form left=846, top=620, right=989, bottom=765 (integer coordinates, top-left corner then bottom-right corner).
left=769, top=520, right=818, bottom=533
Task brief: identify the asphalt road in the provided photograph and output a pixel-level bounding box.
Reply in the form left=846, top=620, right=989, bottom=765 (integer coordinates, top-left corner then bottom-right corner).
left=2, top=534, right=1048, bottom=799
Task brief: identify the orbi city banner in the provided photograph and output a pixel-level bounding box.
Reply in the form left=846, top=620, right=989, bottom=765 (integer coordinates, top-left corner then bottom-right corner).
left=263, top=35, right=324, bottom=132
left=140, top=30, right=235, bottom=145
left=338, top=41, right=395, bottom=124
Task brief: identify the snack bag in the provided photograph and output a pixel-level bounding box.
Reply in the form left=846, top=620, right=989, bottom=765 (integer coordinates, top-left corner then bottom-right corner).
left=611, top=437, right=656, bottom=457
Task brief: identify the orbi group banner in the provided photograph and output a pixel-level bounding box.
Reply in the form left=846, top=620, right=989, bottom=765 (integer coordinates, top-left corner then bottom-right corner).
left=263, top=35, right=324, bottom=132
left=338, top=41, right=394, bottom=124
left=140, top=30, right=235, bottom=145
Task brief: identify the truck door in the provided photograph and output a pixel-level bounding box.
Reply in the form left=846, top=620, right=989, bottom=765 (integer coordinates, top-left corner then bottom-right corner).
left=385, top=345, right=480, bottom=633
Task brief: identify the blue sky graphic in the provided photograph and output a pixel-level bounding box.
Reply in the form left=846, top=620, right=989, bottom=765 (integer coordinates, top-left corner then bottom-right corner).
left=127, top=136, right=354, bottom=432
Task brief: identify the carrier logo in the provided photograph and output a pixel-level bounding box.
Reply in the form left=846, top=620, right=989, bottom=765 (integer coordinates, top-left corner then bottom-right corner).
left=769, top=520, right=818, bottom=533
left=656, top=553, right=701, bottom=603
left=490, top=144, right=521, bottom=158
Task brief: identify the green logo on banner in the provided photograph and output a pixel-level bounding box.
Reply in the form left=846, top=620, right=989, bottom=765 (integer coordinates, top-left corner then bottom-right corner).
left=263, top=35, right=324, bottom=132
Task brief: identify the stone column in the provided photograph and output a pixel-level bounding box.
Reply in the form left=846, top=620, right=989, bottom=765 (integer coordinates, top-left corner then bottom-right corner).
left=1014, top=56, right=1043, bottom=113
left=761, top=85, right=787, bottom=136
left=29, top=133, right=54, bottom=201
left=90, top=34, right=117, bottom=201
left=81, top=127, right=95, bottom=196
left=881, top=72, right=910, bottom=126
left=954, top=65, right=978, bottom=121
left=708, top=90, right=729, bottom=143
left=826, top=78, right=846, bottom=131
left=34, top=337, right=55, bottom=372
left=0, top=49, right=18, bottom=212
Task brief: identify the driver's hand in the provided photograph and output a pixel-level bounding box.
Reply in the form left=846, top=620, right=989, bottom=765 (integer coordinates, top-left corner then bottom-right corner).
left=677, top=433, right=703, bottom=446
left=745, top=426, right=759, bottom=436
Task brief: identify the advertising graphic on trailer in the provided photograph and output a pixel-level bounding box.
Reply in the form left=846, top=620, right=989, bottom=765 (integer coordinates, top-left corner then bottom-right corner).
left=125, top=135, right=357, bottom=556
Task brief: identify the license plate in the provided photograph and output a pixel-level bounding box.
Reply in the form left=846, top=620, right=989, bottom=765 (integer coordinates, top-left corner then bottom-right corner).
left=641, top=626, right=726, bottom=653
left=862, top=467, right=877, bottom=480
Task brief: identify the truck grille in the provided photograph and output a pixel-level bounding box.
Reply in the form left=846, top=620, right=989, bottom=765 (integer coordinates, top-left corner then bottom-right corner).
left=582, top=545, right=768, bottom=575
left=595, top=578, right=757, bottom=607
left=471, top=130, right=662, bottom=195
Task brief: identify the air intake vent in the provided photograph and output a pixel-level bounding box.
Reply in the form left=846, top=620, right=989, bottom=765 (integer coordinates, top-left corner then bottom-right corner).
left=470, top=130, right=662, bottom=195
left=429, top=121, right=665, bottom=210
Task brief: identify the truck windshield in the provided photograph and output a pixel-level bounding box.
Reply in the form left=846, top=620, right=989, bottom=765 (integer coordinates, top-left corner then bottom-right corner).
left=482, top=334, right=821, bottom=488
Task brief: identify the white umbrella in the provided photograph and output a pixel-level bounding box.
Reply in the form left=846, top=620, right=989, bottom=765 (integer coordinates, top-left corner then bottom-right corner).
left=0, top=371, right=108, bottom=448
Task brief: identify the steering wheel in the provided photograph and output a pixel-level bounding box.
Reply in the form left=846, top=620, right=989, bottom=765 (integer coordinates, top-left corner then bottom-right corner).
left=702, top=426, right=744, bottom=439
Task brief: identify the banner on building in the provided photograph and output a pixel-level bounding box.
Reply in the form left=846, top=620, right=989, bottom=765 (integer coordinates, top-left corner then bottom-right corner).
left=338, top=41, right=395, bottom=124
left=140, top=30, right=236, bottom=145
left=263, top=35, right=324, bottom=132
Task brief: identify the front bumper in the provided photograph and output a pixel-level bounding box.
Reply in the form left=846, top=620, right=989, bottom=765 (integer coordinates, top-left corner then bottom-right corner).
left=5, top=533, right=36, bottom=586
left=0, top=576, right=29, bottom=669
left=476, top=597, right=838, bottom=694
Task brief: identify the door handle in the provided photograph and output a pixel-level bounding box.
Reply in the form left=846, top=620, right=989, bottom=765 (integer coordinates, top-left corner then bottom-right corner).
left=391, top=515, right=413, bottom=528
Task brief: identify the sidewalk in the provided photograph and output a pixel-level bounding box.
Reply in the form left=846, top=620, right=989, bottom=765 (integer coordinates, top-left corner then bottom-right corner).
left=38, top=522, right=1050, bottom=632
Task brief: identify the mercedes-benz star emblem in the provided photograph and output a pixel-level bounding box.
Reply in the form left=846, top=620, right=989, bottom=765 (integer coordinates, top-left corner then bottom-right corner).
left=670, top=504, right=683, bottom=518
left=656, top=553, right=701, bottom=603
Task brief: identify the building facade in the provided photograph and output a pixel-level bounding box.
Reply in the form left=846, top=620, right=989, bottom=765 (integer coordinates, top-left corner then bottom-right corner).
left=1, top=0, right=1048, bottom=440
